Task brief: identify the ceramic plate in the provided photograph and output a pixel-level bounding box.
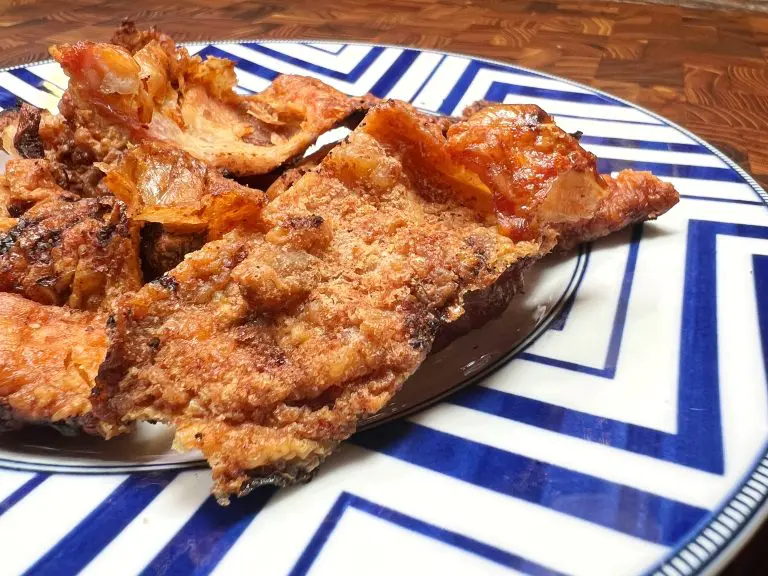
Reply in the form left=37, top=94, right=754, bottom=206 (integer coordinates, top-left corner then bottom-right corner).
left=0, top=40, right=767, bottom=576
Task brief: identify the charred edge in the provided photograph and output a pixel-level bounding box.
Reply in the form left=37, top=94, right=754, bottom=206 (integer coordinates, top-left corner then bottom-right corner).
left=0, top=218, right=27, bottom=254
left=13, top=104, right=44, bottom=159
left=35, top=275, right=57, bottom=288
left=0, top=400, right=104, bottom=437
left=285, top=215, right=324, bottom=230
left=154, top=274, right=179, bottom=292
left=92, top=346, right=126, bottom=423
left=404, top=306, right=441, bottom=352
left=431, top=259, right=531, bottom=353
left=230, top=458, right=326, bottom=503
left=96, top=225, right=116, bottom=246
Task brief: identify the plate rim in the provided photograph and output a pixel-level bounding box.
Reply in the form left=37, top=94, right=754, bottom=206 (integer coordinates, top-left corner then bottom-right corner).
left=1, top=38, right=767, bottom=576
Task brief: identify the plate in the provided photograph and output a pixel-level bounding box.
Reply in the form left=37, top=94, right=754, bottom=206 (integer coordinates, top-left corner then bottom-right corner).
left=0, top=40, right=767, bottom=576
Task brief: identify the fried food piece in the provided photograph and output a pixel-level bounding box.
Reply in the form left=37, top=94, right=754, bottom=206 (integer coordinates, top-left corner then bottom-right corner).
left=36, top=108, right=126, bottom=196
left=139, top=224, right=205, bottom=281
left=555, top=170, right=679, bottom=251
left=1, top=158, right=70, bottom=216
left=447, top=103, right=606, bottom=241
left=0, top=101, right=124, bottom=197
left=103, top=141, right=266, bottom=233
left=0, top=195, right=142, bottom=310
left=110, top=19, right=175, bottom=56
left=0, top=293, right=124, bottom=438
left=50, top=33, right=374, bottom=175
left=265, top=141, right=338, bottom=200
left=103, top=141, right=266, bottom=277
left=0, top=103, right=45, bottom=159
left=93, top=101, right=609, bottom=502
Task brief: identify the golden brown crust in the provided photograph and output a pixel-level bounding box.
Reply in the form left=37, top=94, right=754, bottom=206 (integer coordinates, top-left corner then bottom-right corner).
left=2, top=158, right=70, bottom=216
left=0, top=293, right=125, bottom=438
left=0, top=103, right=46, bottom=159
left=103, top=141, right=266, bottom=277
left=555, top=170, right=680, bottom=251
left=447, top=103, right=607, bottom=241
left=0, top=195, right=142, bottom=311
left=92, top=101, right=612, bottom=502
left=50, top=36, right=373, bottom=176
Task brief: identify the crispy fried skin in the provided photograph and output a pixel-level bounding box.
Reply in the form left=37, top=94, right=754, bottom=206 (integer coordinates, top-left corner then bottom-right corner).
left=103, top=141, right=266, bottom=233
left=0, top=103, right=45, bottom=159
left=50, top=34, right=374, bottom=175
left=447, top=103, right=607, bottom=240
left=93, top=101, right=612, bottom=502
left=555, top=170, right=679, bottom=251
left=2, top=158, right=70, bottom=216
left=139, top=224, right=205, bottom=280
left=103, top=141, right=266, bottom=277
left=0, top=293, right=125, bottom=438
left=110, top=19, right=176, bottom=56
left=265, top=141, right=338, bottom=200
left=451, top=101, right=678, bottom=249
left=0, top=195, right=142, bottom=310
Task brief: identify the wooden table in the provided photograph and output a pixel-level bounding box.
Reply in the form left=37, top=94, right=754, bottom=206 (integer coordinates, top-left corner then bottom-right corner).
left=0, top=0, right=766, bottom=573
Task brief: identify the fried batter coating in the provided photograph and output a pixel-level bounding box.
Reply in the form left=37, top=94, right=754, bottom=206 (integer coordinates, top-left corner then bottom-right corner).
left=0, top=195, right=142, bottom=310
left=103, top=141, right=266, bottom=277
left=50, top=34, right=373, bottom=176
left=0, top=293, right=124, bottom=438
left=94, top=101, right=612, bottom=502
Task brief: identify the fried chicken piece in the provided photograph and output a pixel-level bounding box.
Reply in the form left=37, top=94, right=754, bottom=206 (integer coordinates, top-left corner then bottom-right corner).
left=93, top=101, right=610, bottom=502
left=555, top=170, right=679, bottom=251
left=103, top=141, right=266, bottom=277
left=0, top=292, right=124, bottom=438
left=1, top=101, right=123, bottom=196
left=0, top=195, right=142, bottom=310
left=36, top=107, right=127, bottom=196
left=50, top=34, right=373, bottom=176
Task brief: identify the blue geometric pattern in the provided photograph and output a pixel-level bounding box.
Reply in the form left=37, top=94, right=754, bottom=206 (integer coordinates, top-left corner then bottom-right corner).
left=452, top=220, right=768, bottom=475
left=0, top=40, right=767, bottom=576
left=288, top=492, right=566, bottom=576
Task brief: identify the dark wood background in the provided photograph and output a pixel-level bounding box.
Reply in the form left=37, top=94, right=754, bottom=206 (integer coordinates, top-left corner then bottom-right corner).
left=0, top=0, right=766, bottom=574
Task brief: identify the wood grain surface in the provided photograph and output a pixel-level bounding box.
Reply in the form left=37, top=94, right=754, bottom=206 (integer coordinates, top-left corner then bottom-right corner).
left=0, top=0, right=766, bottom=574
